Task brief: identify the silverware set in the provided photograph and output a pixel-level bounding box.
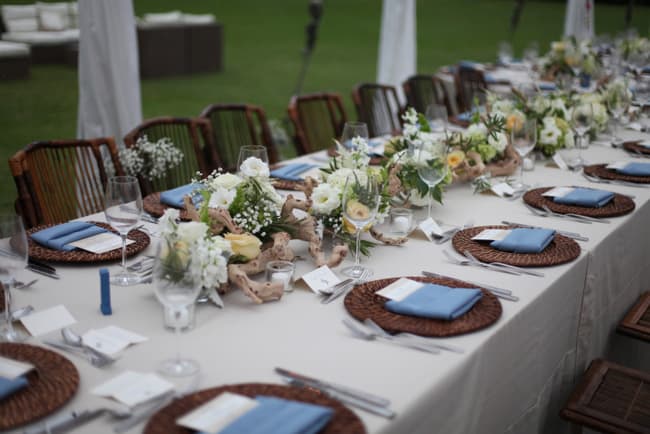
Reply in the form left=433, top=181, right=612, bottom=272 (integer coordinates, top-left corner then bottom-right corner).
left=421, top=271, right=519, bottom=302
left=320, top=269, right=370, bottom=304
left=443, top=249, right=544, bottom=277
left=582, top=172, right=650, bottom=188
left=525, top=202, right=607, bottom=224
left=501, top=220, right=589, bottom=242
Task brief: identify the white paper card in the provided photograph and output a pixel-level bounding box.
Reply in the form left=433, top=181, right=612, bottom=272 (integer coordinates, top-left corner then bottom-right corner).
left=92, top=371, right=174, bottom=407
left=606, top=161, right=630, bottom=170
left=69, top=232, right=134, bottom=254
left=552, top=153, right=569, bottom=170
left=639, top=140, right=650, bottom=149
left=376, top=278, right=424, bottom=301
left=20, top=305, right=76, bottom=337
left=0, top=355, right=34, bottom=379
left=418, top=217, right=444, bottom=241
left=491, top=182, right=515, bottom=198
left=472, top=229, right=511, bottom=242
left=542, top=187, right=574, bottom=198
left=176, top=392, right=258, bottom=433
left=82, top=326, right=147, bottom=356
left=300, top=266, right=340, bottom=294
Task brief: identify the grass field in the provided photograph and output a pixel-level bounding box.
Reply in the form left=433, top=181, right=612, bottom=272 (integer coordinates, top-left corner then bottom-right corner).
left=0, top=0, right=648, bottom=214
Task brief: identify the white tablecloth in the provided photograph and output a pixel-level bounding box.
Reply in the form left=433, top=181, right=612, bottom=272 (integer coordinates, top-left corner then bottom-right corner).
left=9, top=131, right=650, bottom=434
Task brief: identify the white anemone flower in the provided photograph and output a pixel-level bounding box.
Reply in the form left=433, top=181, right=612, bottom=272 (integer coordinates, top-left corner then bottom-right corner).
left=311, top=183, right=341, bottom=215
left=208, top=188, right=236, bottom=209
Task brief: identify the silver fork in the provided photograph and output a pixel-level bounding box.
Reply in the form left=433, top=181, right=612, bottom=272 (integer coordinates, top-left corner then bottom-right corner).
left=342, top=318, right=440, bottom=354
left=363, top=319, right=465, bottom=354
left=541, top=204, right=610, bottom=224
left=582, top=172, right=650, bottom=188
left=322, top=269, right=370, bottom=304
left=443, top=250, right=521, bottom=276
left=463, top=250, right=545, bottom=277
left=525, top=203, right=592, bottom=224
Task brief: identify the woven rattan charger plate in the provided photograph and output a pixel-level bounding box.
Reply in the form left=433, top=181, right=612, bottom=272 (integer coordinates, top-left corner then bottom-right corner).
left=344, top=275, right=502, bottom=337
left=583, top=164, right=650, bottom=184
left=622, top=141, right=650, bottom=155
left=27, top=222, right=150, bottom=263
left=452, top=225, right=580, bottom=267
left=144, top=383, right=366, bottom=434
left=143, top=193, right=194, bottom=220
left=0, top=343, right=79, bottom=430
left=523, top=187, right=635, bottom=218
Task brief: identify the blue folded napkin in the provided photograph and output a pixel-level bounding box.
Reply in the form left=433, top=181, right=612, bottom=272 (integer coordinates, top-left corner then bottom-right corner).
left=30, top=221, right=108, bottom=251
left=270, top=163, right=316, bottom=181
left=457, top=111, right=473, bottom=122
left=614, top=162, right=650, bottom=176
left=214, top=396, right=334, bottom=434
left=0, top=375, right=28, bottom=400
left=159, top=183, right=202, bottom=208
left=490, top=228, right=555, bottom=253
left=385, top=283, right=483, bottom=321
left=538, top=82, right=557, bottom=91
left=553, top=188, right=614, bottom=207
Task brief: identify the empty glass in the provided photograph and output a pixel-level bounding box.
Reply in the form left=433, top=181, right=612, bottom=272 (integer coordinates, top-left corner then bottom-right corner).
left=606, top=81, right=631, bottom=144
left=571, top=103, right=594, bottom=167
left=498, top=41, right=513, bottom=64
left=341, top=122, right=369, bottom=149
left=237, top=145, right=269, bottom=171
left=425, top=104, right=448, bottom=134
left=511, top=119, right=537, bottom=189
left=0, top=214, right=28, bottom=342
left=104, top=176, right=142, bottom=286
left=413, top=144, right=448, bottom=220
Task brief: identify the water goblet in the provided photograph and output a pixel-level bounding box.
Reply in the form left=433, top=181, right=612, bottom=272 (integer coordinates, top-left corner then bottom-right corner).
left=425, top=104, right=448, bottom=135
left=606, top=80, right=631, bottom=145
left=237, top=145, right=269, bottom=173
left=510, top=119, right=537, bottom=189
left=413, top=143, right=448, bottom=220
left=0, top=214, right=28, bottom=342
left=104, top=176, right=142, bottom=286
left=571, top=103, right=594, bottom=167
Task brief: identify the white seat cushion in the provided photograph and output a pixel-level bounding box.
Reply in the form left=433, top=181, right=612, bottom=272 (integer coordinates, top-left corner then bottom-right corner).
left=4, top=17, right=39, bottom=33
left=36, top=2, right=70, bottom=31
left=1, top=4, right=37, bottom=21
left=143, top=11, right=182, bottom=24
left=0, top=40, right=30, bottom=57
left=2, top=29, right=78, bottom=45
left=181, top=14, right=216, bottom=25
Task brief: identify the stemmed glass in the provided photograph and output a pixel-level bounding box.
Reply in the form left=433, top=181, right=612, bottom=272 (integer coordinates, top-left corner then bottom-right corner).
left=510, top=119, right=537, bottom=189
left=425, top=104, right=448, bottom=135
left=341, top=176, right=380, bottom=279
left=414, top=144, right=448, bottom=220
left=341, top=121, right=369, bottom=145
left=606, top=82, right=631, bottom=144
left=237, top=145, right=269, bottom=171
left=104, top=176, right=143, bottom=286
left=0, top=214, right=28, bottom=342
left=152, top=239, right=201, bottom=377
left=571, top=103, right=594, bottom=167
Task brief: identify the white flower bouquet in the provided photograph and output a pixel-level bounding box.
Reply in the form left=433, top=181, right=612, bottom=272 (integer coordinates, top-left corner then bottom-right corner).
left=540, top=37, right=601, bottom=79
left=119, top=135, right=184, bottom=181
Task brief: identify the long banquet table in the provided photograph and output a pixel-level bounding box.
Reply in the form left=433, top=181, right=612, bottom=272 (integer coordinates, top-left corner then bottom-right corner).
left=8, top=129, right=650, bottom=434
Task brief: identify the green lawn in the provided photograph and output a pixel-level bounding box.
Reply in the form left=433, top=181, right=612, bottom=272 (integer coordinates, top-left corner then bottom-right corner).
left=0, top=0, right=648, bottom=214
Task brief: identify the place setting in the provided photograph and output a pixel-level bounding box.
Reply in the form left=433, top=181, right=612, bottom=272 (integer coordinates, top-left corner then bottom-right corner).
left=582, top=160, right=650, bottom=186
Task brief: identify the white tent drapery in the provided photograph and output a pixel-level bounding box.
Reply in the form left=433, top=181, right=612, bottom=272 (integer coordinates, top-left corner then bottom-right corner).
left=564, top=0, right=595, bottom=41
left=76, top=0, right=141, bottom=145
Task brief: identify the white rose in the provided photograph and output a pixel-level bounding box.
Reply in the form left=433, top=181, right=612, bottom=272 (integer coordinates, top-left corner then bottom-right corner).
left=211, top=173, right=242, bottom=190
left=176, top=221, right=208, bottom=244
left=491, top=99, right=514, bottom=114
left=240, top=157, right=270, bottom=178
left=465, top=123, right=488, bottom=142
left=488, top=131, right=508, bottom=153
left=311, top=183, right=341, bottom=215
left=159, top=208, right=180, bottom=237
left=539, top=123, right=561, bottom=145
left=532, top=96, right=550, bottom=114
left=208, top=188, right=236, bottom=209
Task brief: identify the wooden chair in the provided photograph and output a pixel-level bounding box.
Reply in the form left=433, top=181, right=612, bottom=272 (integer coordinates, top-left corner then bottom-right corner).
left=618, top=291, right=650, bottom=342
left=402, top=74, right=452, bottom=116
left=351, top=83, right=402, bottom=137
left=454, top=64, right=488, bottom=113
left=287, top=92, right=348, bottom=155
left=123, top=117, right=219, bottom=196
left=8, top=137, right=124, bottom=228
left=561, top=359, right=650, bottom=433
left=199, top=103, right=278, bottom=172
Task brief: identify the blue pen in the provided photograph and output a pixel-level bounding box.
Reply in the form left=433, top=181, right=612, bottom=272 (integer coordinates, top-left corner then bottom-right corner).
left=99, top=268, right=112, bottom=315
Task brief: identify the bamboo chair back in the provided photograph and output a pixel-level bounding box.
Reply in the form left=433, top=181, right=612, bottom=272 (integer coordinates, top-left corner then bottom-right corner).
left=287, top=92, right=348, bottom=155
left=402, top=74, right=453, bottom=116
left=455, top=65, right=488, bottom=113
left=8, top=137, right=124, bottom=228
left=351, top=83, right=402, bottom=137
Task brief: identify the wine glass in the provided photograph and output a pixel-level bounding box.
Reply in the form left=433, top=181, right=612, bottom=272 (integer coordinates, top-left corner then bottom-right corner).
left=425, top=104, right=448, bottom=134
left=497, top=40, right=513, bottom=65
left=606, top=81, right=631, bottom=145
left=237, top=145, right=269, bottom=172
left=153, top=239, right=201, bottom=377
left=510, top=119, right=537, bottom=189
left=571, top=103, right=594, bottom=167
left=341, top=122, right=369, bottom=149
left=414, top=143, right=448, bottom=220
left=0, top=214, right=28, bottom=342
left=104, top=176, right=143, bottom=286
left=341, top=176, right=380, bottom=279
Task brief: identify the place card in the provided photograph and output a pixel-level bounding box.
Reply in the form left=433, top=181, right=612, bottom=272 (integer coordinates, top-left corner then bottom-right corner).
left=300, top=265, right=341, bottom=294
left=69, top=232, right=135, bottom=254
left=417, top=217, right=444, bottom=241
left=472, top=229, right=511, bottom=242
left=20, top=304, right=76, bottom=337
left=0, top=355, right=34, bottom=379
left=176, top=392, right=258, bottom=433
left=491, top=182, right=515, bottom=198
left=82, top=326, right=148, bottom=356
left=638, top=140, right=650, bottom=149
left=92, top=371, right=174, bottom=408
left=606, top=161, right=631, bottom=171
left=552, top=153, right=569, bottom=170
left=376, top=278, right=424, bottom=301
left=542, top=187, right=575, bottom=198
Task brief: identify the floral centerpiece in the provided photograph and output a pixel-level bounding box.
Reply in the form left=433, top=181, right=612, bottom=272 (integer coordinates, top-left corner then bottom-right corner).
left=383, top=108, right=451, bottom=205
left=617, top=35, right=650, bottom=61
left=119, top=135, right=184, bottom=180
left=570, top=92, right=609, bottom=137
left=540, top=37, right=600, bottom=80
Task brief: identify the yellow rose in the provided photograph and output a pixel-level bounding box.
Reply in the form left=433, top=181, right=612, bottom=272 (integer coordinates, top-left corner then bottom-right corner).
left=507, top=114, right=523, bottom=132
left=225, top=233, right=262, bottom=260
left=346, top=200, right=370, bottom=221
left=447, top=150, right=465, bottom=169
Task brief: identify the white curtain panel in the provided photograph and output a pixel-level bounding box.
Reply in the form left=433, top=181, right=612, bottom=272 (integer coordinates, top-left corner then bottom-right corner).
left=77, top=0, right=142, bottom=146
left=564, top=0, right=595, bottom=41
left=377, top=0, right=416, bottom=102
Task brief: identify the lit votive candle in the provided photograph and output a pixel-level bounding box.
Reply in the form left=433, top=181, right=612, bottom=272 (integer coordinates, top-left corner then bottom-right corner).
left=390, top=207, right=413, bottom=237
left=265, top=260, right=295, bottom=293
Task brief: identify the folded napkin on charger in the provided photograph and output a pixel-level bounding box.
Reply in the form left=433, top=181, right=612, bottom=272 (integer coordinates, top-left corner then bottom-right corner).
left=614, top=162, right=650, bottom=176
left=159, top=183, right=202, bottom=208
left=490, top=228, right=555, bottom=253
left=553, top=188, right=615, bottom=207
left=0, top=375, right=28, bottom=400
left=385, top=283, right=482, bottom=321
left=30, top=221, right=108, bottom=251
left=207, top=396, right=334, bottom=434
left=270, top=163, right=316, bottom=181
left=538, top=81, right=557, bottom=91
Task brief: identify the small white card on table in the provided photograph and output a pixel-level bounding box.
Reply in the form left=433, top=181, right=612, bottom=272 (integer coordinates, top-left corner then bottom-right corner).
left=176, top=392, right=258, bottom=433
left=490, top=182, right=515, bottom=198
left=20, top=305, right=76, bottom=337
left=82, top=326, right=148, bottom=356
left=552, top=153, right=569, bottom=170
left=69, top=232, right=134, bottom=254
left=92, top=371, right=174, bottom=408
left=300, top=265, right=341, bottom=294
left=417, top=217, right=444, bottom=241
left=472, top=229, right=511, bottom=242
left=606, top=161, right=630, bottom=170
left=542, top=187, right=574, bottom=198
left=376, top=278, right=424, bottom=301
left=0, top=355, right=34, bottom=379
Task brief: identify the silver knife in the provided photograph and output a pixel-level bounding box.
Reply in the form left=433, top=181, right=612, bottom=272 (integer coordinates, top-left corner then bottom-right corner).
left=23, top=409, right=103, bottom=434
left=322, top=280, right=355, bottom=304
left=26, top=264, right=61, bottom=279
left=275, top=367, right=390, bottom=408
left=501, top=221, right=589, bottom=242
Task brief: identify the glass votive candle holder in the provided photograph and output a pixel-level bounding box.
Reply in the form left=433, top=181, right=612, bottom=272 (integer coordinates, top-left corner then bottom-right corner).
left=389, top=207, right=413, bottom=237
left=265, top=260, right=295, bottom=293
